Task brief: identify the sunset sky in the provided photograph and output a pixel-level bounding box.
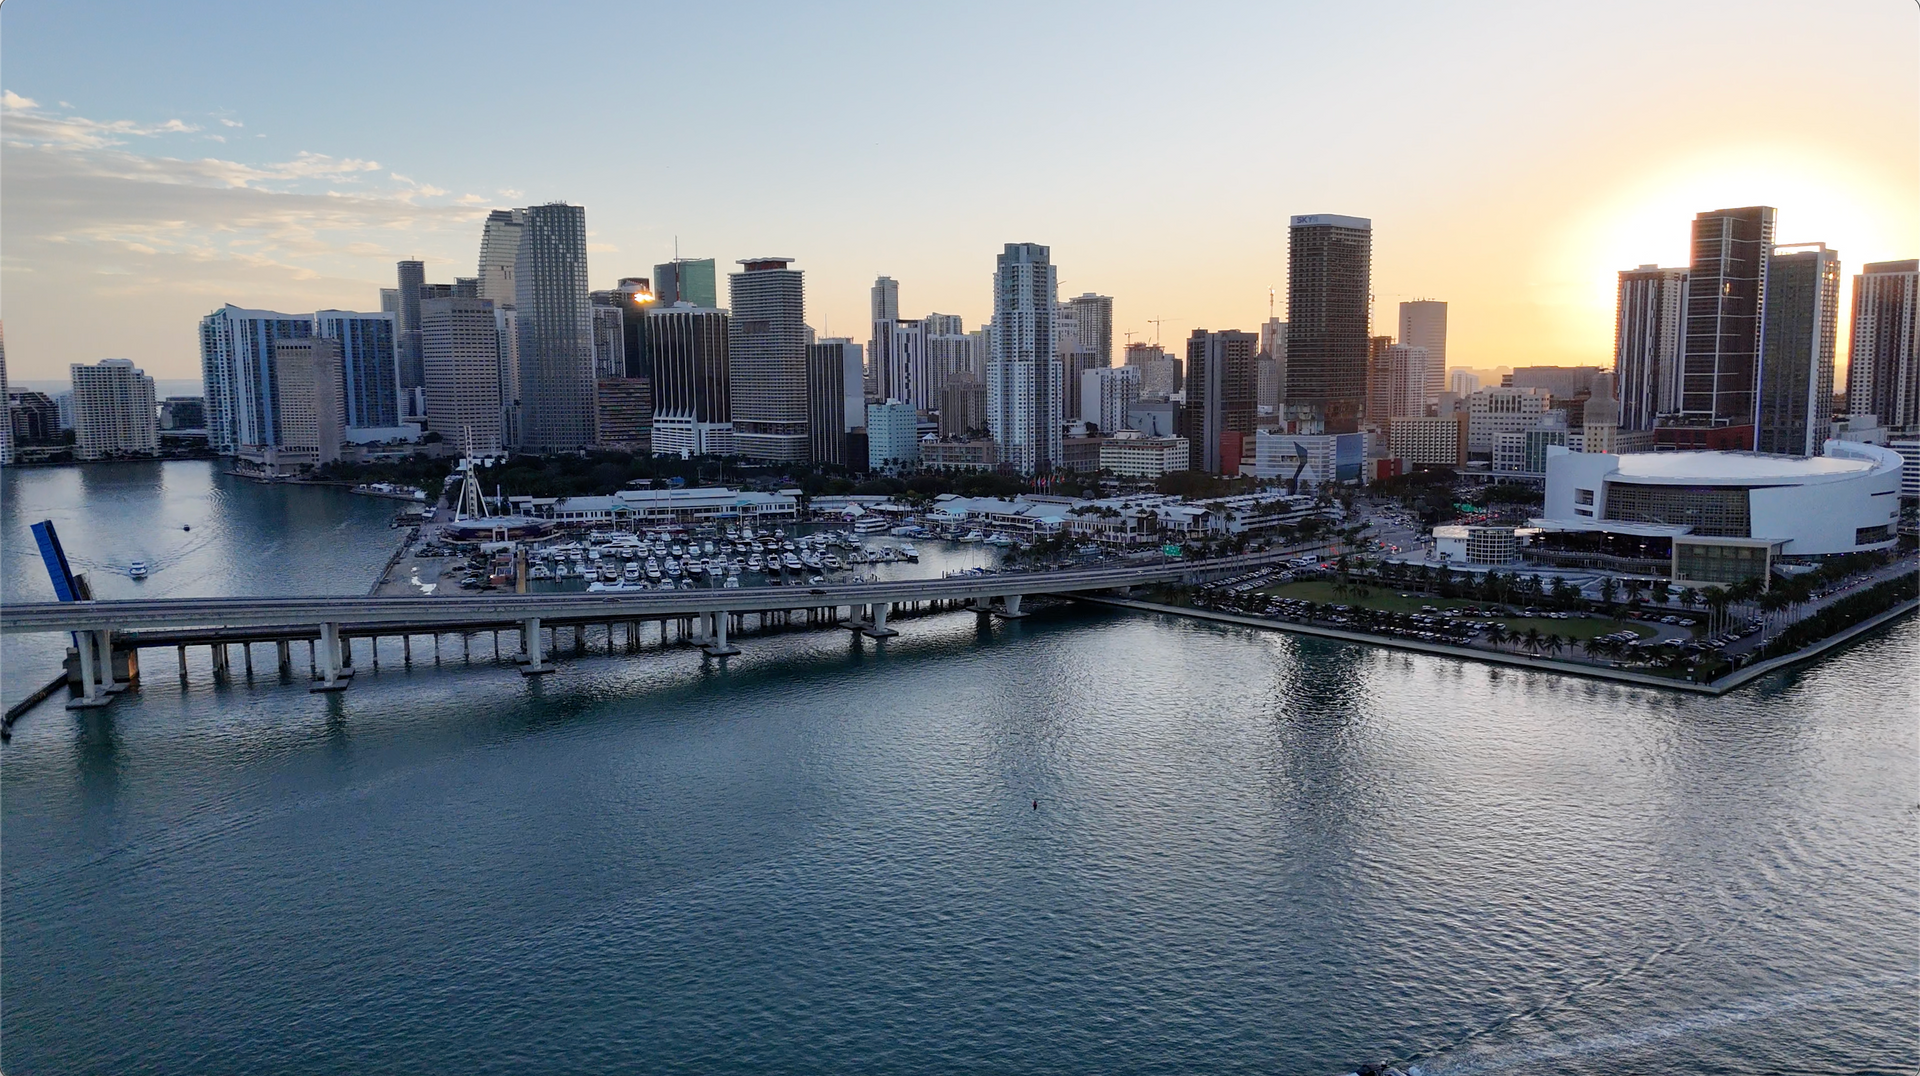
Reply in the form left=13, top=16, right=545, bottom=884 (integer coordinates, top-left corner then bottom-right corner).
left=3, top=0, right=1915, bottom=384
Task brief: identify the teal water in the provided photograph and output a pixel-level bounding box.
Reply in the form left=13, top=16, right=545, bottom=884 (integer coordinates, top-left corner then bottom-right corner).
left=3, top=463, right=1916, bottom=1074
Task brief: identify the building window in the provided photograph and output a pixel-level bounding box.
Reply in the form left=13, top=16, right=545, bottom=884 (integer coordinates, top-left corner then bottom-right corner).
left=1575, top=488, right=1594, bottom=505
left=1604, top=482, right=1751, bottom=537
left=1855, top=524, right=1891, bottom=545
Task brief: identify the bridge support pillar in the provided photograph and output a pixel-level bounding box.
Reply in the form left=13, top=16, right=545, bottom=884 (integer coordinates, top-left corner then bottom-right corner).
left=863, top=601, right=898, bottom=639
left=994, top=594, right=1027, bottom=619
left=211, top=643, right=229, bottom=677
left=969, top=597, right=992, bottom=615
left=520, top=617, right=554, bottom=675
left=243, top=643, right=254, bottom=678
left=277, top=640, right=292, bottom=676
left=311, top=622, right=350, bottom=692
left=178, top=644, right=189, bottom=679
left=402, top=635, right=411, bottom=666
left=701, top=608, right=740, bottom=656
left=67, top=628, right=114, bottom=709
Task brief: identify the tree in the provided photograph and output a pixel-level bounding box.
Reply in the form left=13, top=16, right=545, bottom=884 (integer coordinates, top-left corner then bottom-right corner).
left=1600, top=576, right=1618, bottom=607
left=1701, top=586, right=1731, bottom=634
left=1483, top=622, right=1509, bottom=649
left=1651, top=578, right=1671, bottom=605
left=1545, top=633, right=1565, bottom=657
left=1522, top=627, right=1545, bottom=655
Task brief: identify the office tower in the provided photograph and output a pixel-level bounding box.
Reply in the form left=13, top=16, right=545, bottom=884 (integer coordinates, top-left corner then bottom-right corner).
left=419, top=296, right=503, bottom=454
left=923, top=312, right=964, bottom=336
left=1256, top=316, right=1287, bottom=411
left=1465, top=386, right=1551, bottom=456
left=1080, top=364, right=1142, bottom=432
left=1397, top=300, right=1447, bottom=407
left=807, top=338, right=863, bottom=466
left=314, top=310, right=400, bottom=429
left=1846, top=259, right=1918, bottom=430
left=654, top=258, right=718, bottom=309
left=394, top=260, right=426, bottom=417
left=1125, top=341, right=1184, bottom=398
left=1680, top=205, right=1776, bottom=434
left=589, top=301, right=627, bottom=379
left=871, top=276, right=899, bottom=322
left=1364, top=334, right=1395, bottom=422
left=1056, top=298, right=1107, bottom=429
left=867, top=400, right=920, bottom=471
left=1180, top=329, right=1256, bottom=473
left=593, top=378, right=651, bottom=452
left=648, top=304, right=733, bottom=457
left=477, top=210, right=525, bottom=424
left=1756, top=244, right=1841, bottom=456
left=379, top=288, right=399, bottom=315
left=613, top=277, right=656, bottom=378
left=513, top=203, right=594, bottom=452
left=726, top=257, right=809, bottom=462
left=1511, top=365, right=1608, bottom=399
left=267, top=339, right=344, bottom=465
left=1449, top=369, right=1481, bottom=396
left=1284, top=214, right=1372, bottom=433
left=0, top=324, right=11, bottom=465
left=989, top=243, right=1062, bottom=474
left=69, top=358, right=159, bottom=460
left=1614, top=264, right=1689, bottom=430
left=199, top=305, right=314, bottom=453
left=940, top=376, right=989, bottom=438
left=158, top=397, right=206, bottom=430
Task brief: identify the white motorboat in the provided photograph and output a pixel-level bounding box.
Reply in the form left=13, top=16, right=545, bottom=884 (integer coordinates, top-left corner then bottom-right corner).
left=898, top=545, right=918, bottom=561
left=959, top=530, right=985, bottom=543
left=127, top=560, right=150, bottom=579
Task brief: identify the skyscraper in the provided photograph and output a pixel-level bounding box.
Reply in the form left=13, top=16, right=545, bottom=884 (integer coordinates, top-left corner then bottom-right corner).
left=1080, top=364, right=1142, bottom=432
left=727, top=258, right=809, bottom=462
left=1372, top=344, right=1430, bottom=420
left=1056, top=297, right=1109, bottom=428
left=1257, top=316, right=1287, bottom=411
left=1679, top=205, right=1776, bottom=431
left=70, top=358, right=159, bottom=460
left=589, top=300, right=627, bottom=379
left=199, top=305, right=313, bottom=453
left=420, top=296, right=503, bottom=454
left=807, top=338, right=863, bottom=466
left=871, top=276, right=899, bottom=322
left=513, top=203, right=594, bottom=452
left=477, top=210, right=525, bottom=430
left=870, top=318, right=923, bottom=408
left=988, top=243, right=1061, bottom=474
left=1284, top=214, right=1372, bottom=433
left=394, top=260, right=426, bottom=417
left=1180, top=329, right=1256, bottom=473
left=1846, top=259, right=1918, bottom=430
left=267, top=339, right=344, bottom=466
left=654, top=258, right=718, bottom=309
left=648, top=304, right=733, bottom=457
left=1064, top=293, right=1114, bottom=365
left=1614, top=264, right=1689, bottom=431
left=0, top=324, right=11, bottom=466
left=1398, top=300, right=1448, bottom=407
left=1755, top=244, right=1840, bottom=456
left=314, top=310, right=400, bottom=429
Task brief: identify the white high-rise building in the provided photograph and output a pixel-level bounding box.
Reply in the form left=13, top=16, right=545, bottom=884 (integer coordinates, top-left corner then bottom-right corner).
left=1377, top=344, right=1429, bottom=419
left=1846, top=259, right=1918, bottom=431
left=70, top=358, right=159, bottom=460
left=1614, top=264, right=1688, bottom=431
left=1398, top=300, right=1447, bottom=408
left=268, top=338, right=345, bottom=465
left=1449, top=369, right=1481, bottom=396
left=478, top=209, right=525, bottom=430
left=421, top=297, right=503, bottom=454
left=0, top=323, right=12, bottom=465
left=728, top=257, right=810, bottom=462
left=1080, top=364, right=1142, bottom=432
left=989, top=243, right=1062, bottom=474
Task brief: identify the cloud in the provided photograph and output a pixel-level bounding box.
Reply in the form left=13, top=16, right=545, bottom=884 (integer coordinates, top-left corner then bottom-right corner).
left=1, top=96, right=490, bottom=378
left=455, top=193, right=487, bottom=205
left=219, top=118, right=244, bottom=128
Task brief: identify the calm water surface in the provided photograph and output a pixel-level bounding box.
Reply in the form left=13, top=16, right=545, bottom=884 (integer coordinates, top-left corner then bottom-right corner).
left=3, top=463, right=1916, bottom=1074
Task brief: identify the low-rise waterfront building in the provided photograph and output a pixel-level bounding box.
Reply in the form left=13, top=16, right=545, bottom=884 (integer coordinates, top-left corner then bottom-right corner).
left=1099, top=431, right=1190, bottom=478
left=921, top=438, right=998, bottom=471
left=506, top=485, right=799, bottom=526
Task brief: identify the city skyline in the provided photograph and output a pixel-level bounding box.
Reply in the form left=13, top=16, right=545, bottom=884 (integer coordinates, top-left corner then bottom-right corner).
left=2, top=0, right=1914, bottom=383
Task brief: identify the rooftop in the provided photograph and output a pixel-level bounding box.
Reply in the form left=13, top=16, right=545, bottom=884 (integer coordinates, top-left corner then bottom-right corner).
left=1610, top=450, right=1877, bottom=483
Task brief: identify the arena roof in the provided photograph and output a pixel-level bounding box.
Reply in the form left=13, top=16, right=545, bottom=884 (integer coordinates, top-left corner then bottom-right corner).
left=1610, top=450, right=1878, bottom=484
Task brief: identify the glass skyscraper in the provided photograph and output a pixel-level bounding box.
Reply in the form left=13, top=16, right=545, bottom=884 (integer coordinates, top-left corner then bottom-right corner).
left=315, top=310, right=400, bottom=429
left=513, top=203, right=594, bottom=452
left=1283, top=214, right=1372, bottom=433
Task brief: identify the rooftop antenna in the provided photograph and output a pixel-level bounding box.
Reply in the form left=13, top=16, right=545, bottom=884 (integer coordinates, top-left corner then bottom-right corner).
left=1268, top=287, right=1276, bottom=320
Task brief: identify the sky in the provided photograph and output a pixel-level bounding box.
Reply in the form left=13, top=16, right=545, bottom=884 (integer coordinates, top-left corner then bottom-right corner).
left=3, top=0, right=1916, bottom=386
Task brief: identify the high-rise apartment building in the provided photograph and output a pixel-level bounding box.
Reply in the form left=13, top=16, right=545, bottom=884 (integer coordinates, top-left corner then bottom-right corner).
left=1056, top=297, right=1109, bottom=429
left=1679, top=205, right=1776, bottom=430
left=1449, top=369, right=1481, bottom=396
left=513, top=203, right=594, bottom=452
left=727, top=257, right=809, bottom=462
left=70, top=358, right=159, bottom=460
left=1180, top=329, right=1256, bottom=473
left=870, top=317, right=924, bottom=408
left=589, top=301, right=627, bottom=379
left=267, top=339, right=344, bottom=465
left=988, top=243, right=1062, bottom=474
left=871, top=276, right=899, bottom=322
left=940, top=377, right=989, bottom=439
left=1374, top=344, right=1430, bottom=420
left=648, top=304, right=733, bottom=457
left=1125, top=342, right=1183, bottom=398
left=199, top=305, right=313, bottom=453
left=1846, top=259, right=1918, bottom=430
left=807, top=338, right=864, bottom=467
left=1756, top=244, right=1840, bottom=456
left=1397, top=300, right=1447, bottom=408
left=394, top=260, right=426, bottom=417
left=420, top=296, right=503, bottom=454
left=314, top=310, right=400, bottom=429
left=593, top=378, right=651, bottom=453
left=1080, top=364, right=1142, bottom=433
left=477, top=210, right=525, bottom=427
left=654, top=258, right=718, bottom=309
left=1, top=324, right=12, bottom=465
left=1064, top=293, right=1114, bottom=365
left=867, top=400, right=920, bottom=471
left=1614, top=264, right=1689, bottom=430
left=1285, top=214, right=1372, bottom=432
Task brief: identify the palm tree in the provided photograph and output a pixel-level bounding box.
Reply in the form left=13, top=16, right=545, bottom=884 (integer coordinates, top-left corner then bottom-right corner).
left=1701, top=586, right=1730, bottom=634
left=1624, top=578, right=1647, bottom=606
left=1600, top=576, right=1618, bottom=607
left=1651, top=578, right=1671, bottom=605
left=1581, top=636, right=1608, bottom=661
left=1545, top=633, right=1565, bottom=658
left=1483, top=623, right=1509, bottom=649
left=1522, top=627, right=1545, bottom=655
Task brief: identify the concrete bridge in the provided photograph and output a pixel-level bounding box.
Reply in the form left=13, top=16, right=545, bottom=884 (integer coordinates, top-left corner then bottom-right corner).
left=2, top=553, right=1287, bottom=710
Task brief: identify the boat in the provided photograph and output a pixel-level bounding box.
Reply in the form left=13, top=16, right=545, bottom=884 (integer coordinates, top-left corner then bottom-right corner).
left=898, top=545, right=918, bottom=561
left=959, top=529, right=985, bottom=543
left=783, top=552, right=802, bottom=569
left=748, top=554, right=765, bottom=572
left=985, top=532, right=1015, bottom=546
left=623, top=562, right=641, bottom=581
left=127, top=560, right=150, bottom=579
left=823, top=554, right=843, bottom=570
left=852, top=516, right=889, bottom=534
left=848, top=552, right=867, bottom=564
left=723, top=575, right=741, bottom=588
